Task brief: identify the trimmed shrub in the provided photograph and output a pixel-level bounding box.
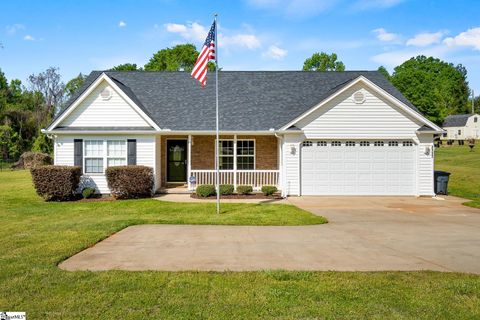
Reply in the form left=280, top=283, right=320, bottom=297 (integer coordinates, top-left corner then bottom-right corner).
left=196, top=184, right=216, bottom=197
left=106, top=165, right=154, bottom=199
left=237, top=185, right=253, bottom=195
left=30, top=165, right=82, bottom=201
left=82, top=187, right=96, bottom=199
left=219, top=184, right=234, bottom=195
left=261, top=185, right=278, bottom=196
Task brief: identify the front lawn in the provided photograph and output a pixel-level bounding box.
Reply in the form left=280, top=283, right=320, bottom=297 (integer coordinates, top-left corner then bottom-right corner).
left=0, top=170, right=479, bottom=319
left=435, top=145, right=480, bottom=208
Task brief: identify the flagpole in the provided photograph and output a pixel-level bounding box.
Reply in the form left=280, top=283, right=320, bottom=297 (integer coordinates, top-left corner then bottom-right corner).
left=214, top=13, right=220, bottom=214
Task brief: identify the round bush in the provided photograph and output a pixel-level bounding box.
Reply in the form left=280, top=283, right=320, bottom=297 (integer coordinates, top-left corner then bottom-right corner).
left=81, top=187, right=95, bottom=199
left=219, top=184, right=234, bottom=195
left=237, top=185, right=253, bottom=195
left=196, top=184, right=216, bottom=197
left=261, top=185, right=278, bottom=196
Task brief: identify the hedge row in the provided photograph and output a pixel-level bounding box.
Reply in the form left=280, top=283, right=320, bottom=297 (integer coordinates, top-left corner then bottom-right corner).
left=31, top=166, right=82, bottom=201
left=106, top=165, right=154, bottom=199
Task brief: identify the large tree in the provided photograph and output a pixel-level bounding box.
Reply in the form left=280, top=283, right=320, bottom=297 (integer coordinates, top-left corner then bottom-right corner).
left=110, top=63, right=139, bottom=71
left=65, top=73, right=87, bottom=99
left=303, top=52, right=345, bottom=71
left=390, top=56, right=470, bottom=124
left=144, top=44, right=199, bottom=72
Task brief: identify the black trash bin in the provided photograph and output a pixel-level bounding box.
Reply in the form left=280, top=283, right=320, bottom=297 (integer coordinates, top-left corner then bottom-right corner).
left=434, top=171, right=451, bottom=195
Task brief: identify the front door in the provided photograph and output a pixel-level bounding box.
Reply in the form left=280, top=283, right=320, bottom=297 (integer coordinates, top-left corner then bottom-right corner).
left=167, top=140, right=187, bottom=182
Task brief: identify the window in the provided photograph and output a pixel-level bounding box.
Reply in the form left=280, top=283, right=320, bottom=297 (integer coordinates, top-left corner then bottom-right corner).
left=331, top=141, right=341, bottom=147
left=345, top=141, right=356, bottom=147
left=218, top=140, right=234, bottom=170
left=360, top=141, right=370, bottom=147
left=374, top=141, right=384, bottom=147
left=218, top=140, right=255, bottom=170
left=84, top=140, right=127, bottom=174
left=388, top=141, right=398, bottom=147
left=317, top=141, right=327, bottom=147
left=107, top=140, right=127, bottom=167
left=84, top=140, right=104, bottom=173
left=302, top=141, right=313, bottom=147
left=403, top=141, right=413, bottom=147
left=237, top=140, right=255, bottom=170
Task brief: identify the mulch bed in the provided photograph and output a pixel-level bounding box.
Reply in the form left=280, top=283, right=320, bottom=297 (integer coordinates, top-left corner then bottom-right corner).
left=191, top=193, right=283, bottom=200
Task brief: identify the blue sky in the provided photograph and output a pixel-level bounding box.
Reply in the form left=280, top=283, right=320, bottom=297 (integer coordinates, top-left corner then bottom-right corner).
left=1, top=0, right=479, bottom=93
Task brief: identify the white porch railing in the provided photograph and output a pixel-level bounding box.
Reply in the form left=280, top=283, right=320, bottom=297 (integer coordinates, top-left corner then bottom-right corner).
left=190, top=170, right=280, bottom=191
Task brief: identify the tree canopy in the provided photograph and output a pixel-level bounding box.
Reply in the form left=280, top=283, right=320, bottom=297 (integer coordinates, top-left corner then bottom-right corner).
left=110, top=63, right=139, bottom=71
left=390, top=56, right=470, bottom=124
left=144, top=44, right=199, bottom=72
left=303, top=52, right=345, bottom=71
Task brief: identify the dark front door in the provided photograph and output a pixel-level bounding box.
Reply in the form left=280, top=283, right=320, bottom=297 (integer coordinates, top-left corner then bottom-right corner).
left=167, top=140, right=187, bottom=182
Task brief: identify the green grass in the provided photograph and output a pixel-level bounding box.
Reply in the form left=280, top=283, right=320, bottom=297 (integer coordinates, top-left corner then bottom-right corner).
left=435, top=145, right=480, bottom=208
left=0, top=171, right=479, bottom=319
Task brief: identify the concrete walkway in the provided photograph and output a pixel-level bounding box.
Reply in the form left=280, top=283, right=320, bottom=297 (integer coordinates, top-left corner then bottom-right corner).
left=60, top=196, right=480, bottom=273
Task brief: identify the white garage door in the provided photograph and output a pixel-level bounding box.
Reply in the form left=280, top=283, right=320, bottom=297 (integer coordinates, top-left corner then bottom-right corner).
left=301, top=140, right=416, bottom=195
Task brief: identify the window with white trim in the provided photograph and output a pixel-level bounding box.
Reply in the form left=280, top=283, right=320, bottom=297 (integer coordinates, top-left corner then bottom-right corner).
left=331, top=141, right=341, bottom=147
left=84, top=140, right=127, bottom=174
left=374, top=141, right=384, bottom=147
left=84, top=140, right=104, bottom=174
left=218, top=140, right=255, bottom=170
left=402, top=141, right=413, bottom=147
left=360, top=141, right=370, bottom=147
left=346, top=141, right=356, bottom=147
left=388, top=141, right=399, bottom=147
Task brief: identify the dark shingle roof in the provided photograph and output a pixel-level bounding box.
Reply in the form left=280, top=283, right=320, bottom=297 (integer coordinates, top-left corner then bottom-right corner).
left=53, top=71, right=420, bottom=131
left=442, top=114, right=472, bottom=127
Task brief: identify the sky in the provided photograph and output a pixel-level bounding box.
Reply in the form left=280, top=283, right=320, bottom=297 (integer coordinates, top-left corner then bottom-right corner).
left=1, top=0, right=479, bottom=94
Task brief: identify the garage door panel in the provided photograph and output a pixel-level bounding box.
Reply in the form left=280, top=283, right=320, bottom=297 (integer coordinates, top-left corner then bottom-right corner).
left=301, top=141, right=416, bottom=195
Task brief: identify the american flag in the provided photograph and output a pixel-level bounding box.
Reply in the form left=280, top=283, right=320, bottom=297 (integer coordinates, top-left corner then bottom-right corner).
left=191, top=20, right=216, bottom=87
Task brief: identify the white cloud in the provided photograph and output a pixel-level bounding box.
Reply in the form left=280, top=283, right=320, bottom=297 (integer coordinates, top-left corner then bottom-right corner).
left=406, top=31, right=444, bottom=47
left=444, top=27, right=480, bottom=51
left=351, top=0, right=405, bottom=11
left=165, top=22, right=261, bottom=50
left=262, top=45, right=287, bottom=59
left=118, top=21, right=127, bottom=28
left=23, top=35, right=35, bottom=41
left=372, top=28, right=399, bottom=42
left=5, top=24, right=25, bottom=35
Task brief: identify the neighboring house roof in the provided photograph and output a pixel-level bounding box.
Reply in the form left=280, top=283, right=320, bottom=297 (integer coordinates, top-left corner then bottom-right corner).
left=442, top=114, right=474, bottom=127
left=52, top=70, right=421, bottom=131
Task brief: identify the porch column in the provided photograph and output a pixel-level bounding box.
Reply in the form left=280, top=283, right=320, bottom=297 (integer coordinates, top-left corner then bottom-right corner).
left=187, top=134, right=192, bottom=190
left=233, top=134, right=237, bottom=190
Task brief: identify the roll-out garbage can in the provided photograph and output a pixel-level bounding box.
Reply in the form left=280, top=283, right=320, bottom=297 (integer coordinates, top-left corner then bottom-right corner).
left=434, top=171, right=450, bottom=195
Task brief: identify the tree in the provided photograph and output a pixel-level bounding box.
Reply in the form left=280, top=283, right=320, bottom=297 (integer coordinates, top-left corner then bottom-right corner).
left=302, top=52, right=345, bottom=71
left=110, top=63, right=139, bottom=71
left=144, top=44, right=199, bottom=71
left=390, top=56, right=470, bottom=124
left=65, top=73, right=87, bottom=99
left=377, top=66, right=390, bottom=79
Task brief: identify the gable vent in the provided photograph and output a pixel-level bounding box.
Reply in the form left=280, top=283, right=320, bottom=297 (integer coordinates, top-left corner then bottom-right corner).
left=353, top=91, right=366, bottom=104
left=100, top=88, right=112, bottom=100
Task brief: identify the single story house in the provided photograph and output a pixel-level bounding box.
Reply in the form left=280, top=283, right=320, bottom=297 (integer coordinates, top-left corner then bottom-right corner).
left=43, top=71, right=443, bottom=197
left=441, top=113, right=480, bottom=140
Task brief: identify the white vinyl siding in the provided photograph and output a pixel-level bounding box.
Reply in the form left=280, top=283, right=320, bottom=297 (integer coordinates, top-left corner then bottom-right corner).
left=54, top=135, right=156, bottom=194
left=58, top=80, right=150, bottom=128
left=296, top=84, right=421, bottom=139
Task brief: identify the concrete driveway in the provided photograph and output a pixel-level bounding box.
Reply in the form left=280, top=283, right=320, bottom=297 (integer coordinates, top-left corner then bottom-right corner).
left=60, top=196, right=480, bottom=273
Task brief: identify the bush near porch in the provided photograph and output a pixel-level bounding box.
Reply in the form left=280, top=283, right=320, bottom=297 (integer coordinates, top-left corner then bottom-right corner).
left=1, top=170, right=479, bottom=319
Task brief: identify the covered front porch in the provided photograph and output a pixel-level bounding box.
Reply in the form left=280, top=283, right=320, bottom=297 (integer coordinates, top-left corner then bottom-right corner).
left=157, top=134, right=281, bottom=192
